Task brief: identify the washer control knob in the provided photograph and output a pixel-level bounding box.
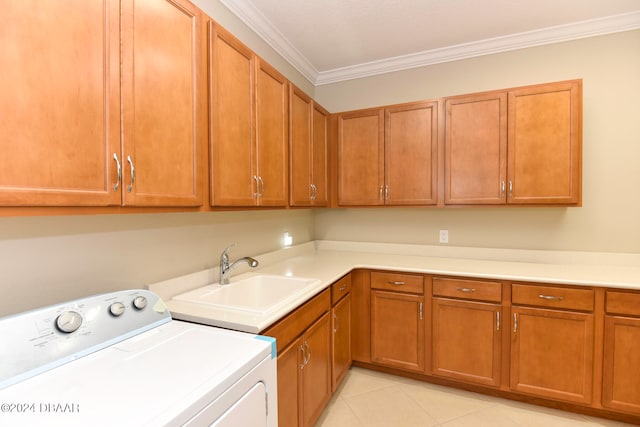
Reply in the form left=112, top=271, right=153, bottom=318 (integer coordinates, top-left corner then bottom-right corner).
left=132, top=296, right=148, bottom=310
left=109, top=302, right=126, bottom=317
left=55, top=311, right=83, bottom=333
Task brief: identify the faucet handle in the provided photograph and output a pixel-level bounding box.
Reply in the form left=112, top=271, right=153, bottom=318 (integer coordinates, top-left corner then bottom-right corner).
left=222, top=243, right=237, bottom=256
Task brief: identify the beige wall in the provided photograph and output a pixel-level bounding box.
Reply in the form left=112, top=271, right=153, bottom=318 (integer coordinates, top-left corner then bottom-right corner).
left=314, top=30, right=640, bottom=254
left=0, top=210, right=314, bottom=317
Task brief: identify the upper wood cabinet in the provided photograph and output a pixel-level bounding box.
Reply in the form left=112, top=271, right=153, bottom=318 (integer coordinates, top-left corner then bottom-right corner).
left=209, top=24, right=288, bottom=207
left=289, top=85, right=329, bottom=206
left=0, top=0, right=205, bottom=208
left=121, top=0, right=206, bottom=207
left=1, top=0, right=121, bottom=206
left=385, top=102, right=438, bottom=205
left=337, top=108, right=385, bottom=205
left=507, top=80, right=582, bottom=204
left=337, top=101, right=438, bottom=206
left=444, top=80, right=581, bottom=205
left=445, top=92, right=507, bottom=204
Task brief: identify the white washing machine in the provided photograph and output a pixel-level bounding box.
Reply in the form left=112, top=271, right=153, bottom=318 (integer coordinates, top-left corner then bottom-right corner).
left=0, top=290, right=277, bottom=426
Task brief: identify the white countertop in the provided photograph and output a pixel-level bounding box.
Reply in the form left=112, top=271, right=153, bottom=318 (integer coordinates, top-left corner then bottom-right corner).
left=148, top=240, right=640, bottom=333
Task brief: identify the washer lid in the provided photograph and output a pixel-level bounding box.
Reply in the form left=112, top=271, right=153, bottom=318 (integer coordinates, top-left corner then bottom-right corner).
left=0, top=321, right=273, bottom=427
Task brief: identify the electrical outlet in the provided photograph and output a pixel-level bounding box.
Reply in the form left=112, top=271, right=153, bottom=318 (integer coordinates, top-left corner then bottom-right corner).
left=439, top=230, right=449, bottom=244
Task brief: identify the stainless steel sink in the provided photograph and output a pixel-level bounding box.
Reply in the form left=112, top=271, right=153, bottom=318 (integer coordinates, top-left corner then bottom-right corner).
left=173, top=275, right=321, bottom=314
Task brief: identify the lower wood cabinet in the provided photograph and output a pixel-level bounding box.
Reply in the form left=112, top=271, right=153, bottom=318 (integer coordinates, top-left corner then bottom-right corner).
left=263, top=289, right=331, bottom=427
left=370, top=272, right=425, bottom=372
left=432, top=298, right=502, bottom=387
left=331, top=274, right=352, bottom=391
left=510, top=283, right=595, bottom=405
left=602, top=291, right=640, bottom=415
left=277, top=336, right=303, bottom=427
left=300, top=313, right=332, bottom=427
left=431, top=277, right=503, bottom=387
left=268, top=270, right=639, bottom=425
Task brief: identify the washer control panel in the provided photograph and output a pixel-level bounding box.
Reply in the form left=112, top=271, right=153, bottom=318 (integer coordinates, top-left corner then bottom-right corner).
left=0, top=290, right=170, bottom=390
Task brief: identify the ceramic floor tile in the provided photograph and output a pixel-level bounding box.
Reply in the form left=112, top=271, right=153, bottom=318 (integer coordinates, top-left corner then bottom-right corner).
left=441, top=405, right=522, bottom=427
left=343, top=384, right=439, bottom=427
left=336, top=366, right=406, bottom=398
left=402, top=379, right=497, bottom=423
left=494, top=400, right=638, bottom=427
left=315, top=396, right=364, bottom=427
left=322, top=368, right=638, bottom=427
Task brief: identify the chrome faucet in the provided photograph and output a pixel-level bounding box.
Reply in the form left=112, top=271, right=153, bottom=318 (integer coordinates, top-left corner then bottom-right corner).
left=219, top=244, right=259, bottom=284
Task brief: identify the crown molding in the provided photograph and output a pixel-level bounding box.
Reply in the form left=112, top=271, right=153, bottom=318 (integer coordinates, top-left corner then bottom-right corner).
left=315, top=11, right=640, bottom=85
left=219, top=0, right=320, bottom=83
left=219, top=3, right=640, bottom=87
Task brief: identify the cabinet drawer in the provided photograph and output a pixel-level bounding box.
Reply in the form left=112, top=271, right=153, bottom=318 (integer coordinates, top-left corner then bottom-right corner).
left=371, top=271, right=423, bottom=294
left=331, top=274, right=352, bottom=305
left=606, top=290, right=640, bottom=316
left=512, top=284, right=594, bottom=311
left=433, top=277, right=501, bottom=302
left=262, top=288, right=331, bottom=353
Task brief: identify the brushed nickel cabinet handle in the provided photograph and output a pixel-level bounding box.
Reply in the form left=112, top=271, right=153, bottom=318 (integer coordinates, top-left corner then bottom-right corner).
left=539, top=294, right=564, bottom=301
left=388, top=281, right=405, bottom=285
left=500, top=180, right=505, bottom=197
left=509, top=180, right=513, bottom=197
left=333, top=312, right=338, bottom=333
left=379, top=185, right=383, bottom=200
left=496, top=311, right=500, bottom=331
left=310, top=184, right=316, bottom=200
left=305, top=341, right=311, bottom=365
left=258, top=176, right=265, bottom=197
left=419, top=302, right=423, bottom=320
left=385, top=184, right=389, bottom=200
left=253, top=176, right=259, bottom=197
left=339, top=284, right=347, bottom=292
left=126, top=155, right=135, bottom=193
left=112, top=153, right=121, bottom=192
left=513, top=313, right=518, bottom=333
left=456, top=287, right=476, bottom=293
left=299, top=344, right=306, bottom=370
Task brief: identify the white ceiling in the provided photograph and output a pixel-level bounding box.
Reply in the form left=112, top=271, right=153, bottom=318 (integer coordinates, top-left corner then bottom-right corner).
left=220, top=0, right=640, bottom=85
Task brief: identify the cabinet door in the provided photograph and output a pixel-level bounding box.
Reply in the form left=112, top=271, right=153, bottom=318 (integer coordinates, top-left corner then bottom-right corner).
left=209, top=24, right=255, bottom=206
left=371, top=290, right=425, bottom=372
left=301, top=312, right=331, bottom=427
left=511, top=306, right=594, bottom=404
left=507, top=80, right=582, bottom=204
left=351, top=270, right=372, bottom=363
left=332, top=294, right=351, bottom=391
left=276, top=336, right=303, bottom=427
left=121, top=0, right=205, bottom=206
left=432, top=298, right=501, bottom=387
left=337, top=109, right=384, bottom=206
left=0, top=0, right=121, bottom=206
left=289, top=85, right=313, bottom=206
left=311, top=102, right=329, bottom=206
left=602, top=315, right=640, bottom=415
left=256, top=59, right=288, bottom=206
left=444, top=92, right=507, bottom=204
left=385, top=101, right=438, bottom=205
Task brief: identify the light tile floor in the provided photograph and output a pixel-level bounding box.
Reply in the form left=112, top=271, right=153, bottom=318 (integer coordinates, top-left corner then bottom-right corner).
left=316, top=367, right=638, bottom=427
